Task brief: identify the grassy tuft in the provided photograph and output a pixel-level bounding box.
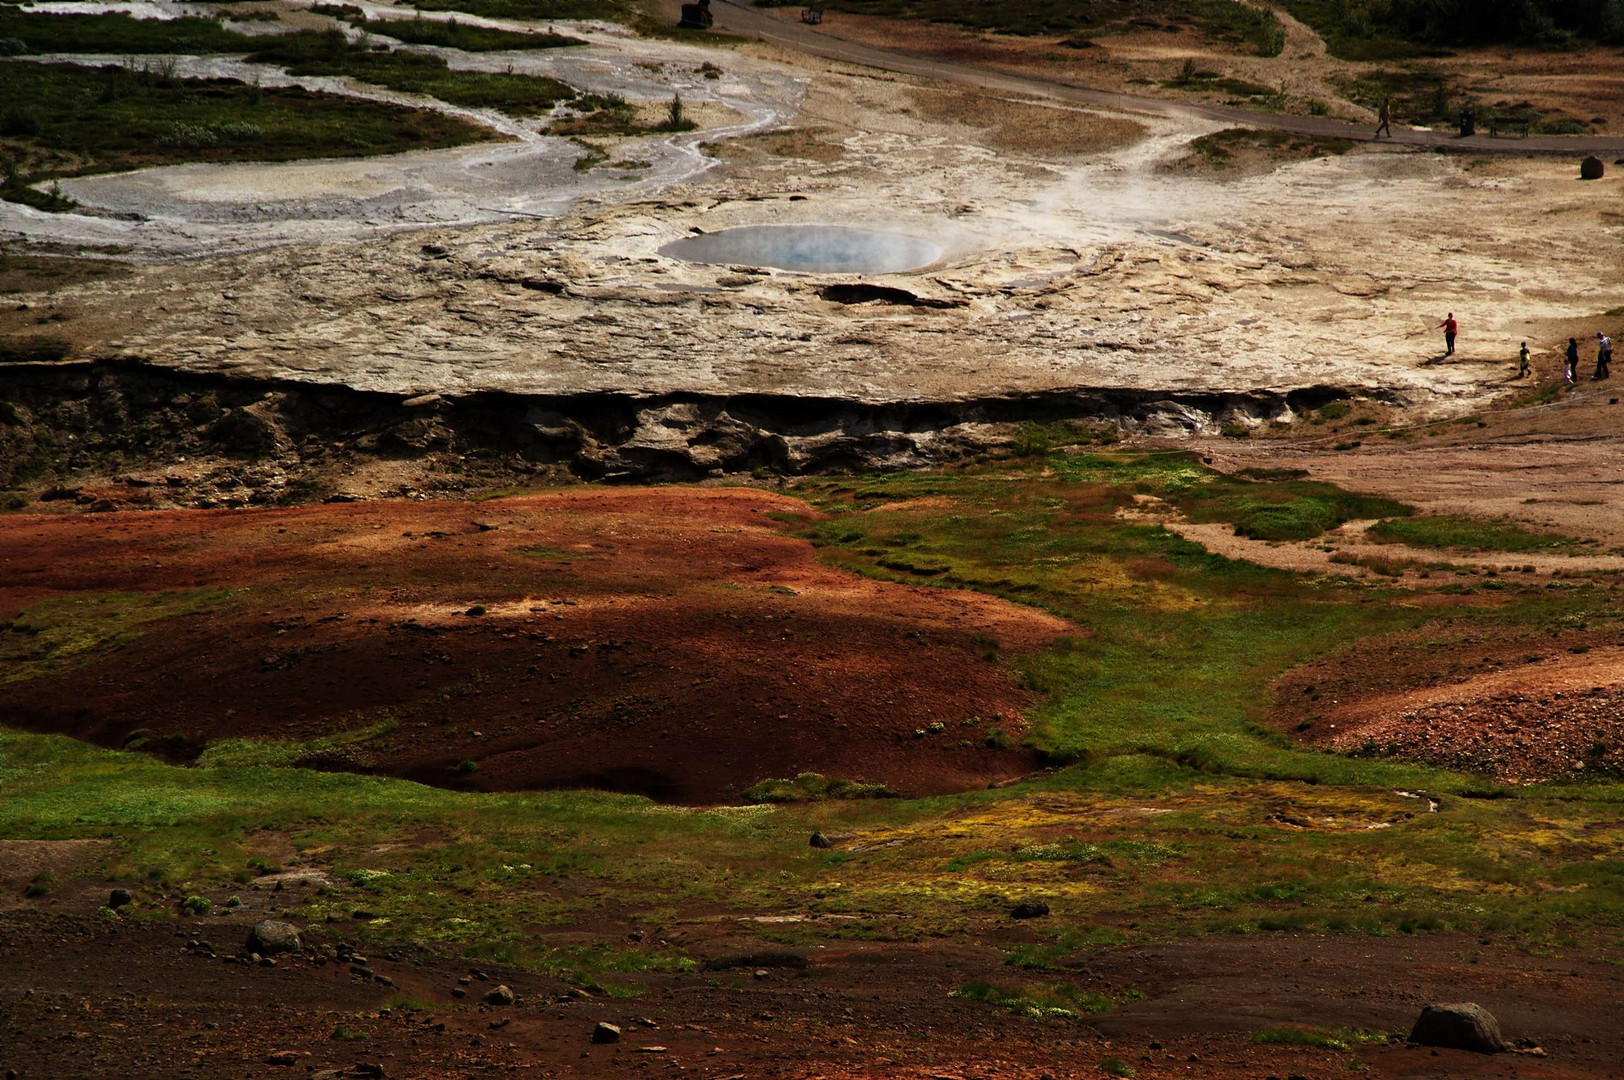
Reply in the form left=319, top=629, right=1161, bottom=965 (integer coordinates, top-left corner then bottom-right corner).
left=741, top=772, right=893, bottom=803
left=1367, top=516, right=1577, bottom=553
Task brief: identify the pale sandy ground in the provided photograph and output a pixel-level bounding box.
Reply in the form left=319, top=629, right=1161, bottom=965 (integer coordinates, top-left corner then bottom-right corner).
left=6, top=0, right=1623, bottom=421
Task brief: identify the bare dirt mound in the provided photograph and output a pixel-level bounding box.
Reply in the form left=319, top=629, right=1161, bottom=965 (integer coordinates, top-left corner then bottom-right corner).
left=0, top=487, right=1071, bottom=803
left=1275, top=630, right=1624, bottom=783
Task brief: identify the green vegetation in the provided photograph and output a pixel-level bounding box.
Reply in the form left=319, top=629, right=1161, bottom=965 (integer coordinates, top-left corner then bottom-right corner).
left=413, top=0, right=633, bottom=20
left=0, top=10, right=254, bottom=54
left=245, top=31, right=575, bottom=114
left=550, top=90, right=696, bottom=136
left=1253, top=1026, right=1391, bottom=1050
left=0, top=61, right=496, bottom=201
left=1, top=589, right=233, bottom=684
left=1185, top=126, right=1355, bottom=168
left=1166, top=65, right=1281, bottom=106
left=313, top=6, right=586, bottom=50
left=1281, top=0, right=1624, bottom=60
left=4, top=450, right=1624, bottom=983
left=741, top=772, right=893, bottom=803
left=952, top=979, right=1135, bottom=1019
left=1367, top=515, right=1578, bottom=552
left=197, top=720, right=400, bottom=770
left=757, top=0, right=1284, bottom=55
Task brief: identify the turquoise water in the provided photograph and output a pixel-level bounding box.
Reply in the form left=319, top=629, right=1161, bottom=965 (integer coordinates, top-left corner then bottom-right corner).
left=659, top=224, right=942, bottom=274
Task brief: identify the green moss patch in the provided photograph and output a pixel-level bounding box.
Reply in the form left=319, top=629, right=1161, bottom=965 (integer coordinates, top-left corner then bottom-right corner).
left=0, top=61, right=497, bottom=199
left=741, top=772, right=894, bottom=803
left=1367, top=516, right=1578, bottom=553
left=245, top=31, right=575, bottom=115
left=1, top=589, right=234, bottom=684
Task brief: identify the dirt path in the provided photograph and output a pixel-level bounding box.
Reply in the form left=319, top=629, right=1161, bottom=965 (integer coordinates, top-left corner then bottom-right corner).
left=711, top=0, right=1624, bottom=156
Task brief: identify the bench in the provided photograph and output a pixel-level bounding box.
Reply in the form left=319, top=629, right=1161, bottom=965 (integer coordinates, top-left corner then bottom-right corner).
left=801, top=6, right=823, bottom=23
left=1488, top=116, right=1532, bottom=138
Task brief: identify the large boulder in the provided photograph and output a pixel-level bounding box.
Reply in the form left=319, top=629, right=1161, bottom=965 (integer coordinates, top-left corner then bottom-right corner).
left=246, top=920, right=303, bottom=957
left=1581, top=156, right=1605, bottom=180
left=1409, top=1003, right=1508, bottom=1053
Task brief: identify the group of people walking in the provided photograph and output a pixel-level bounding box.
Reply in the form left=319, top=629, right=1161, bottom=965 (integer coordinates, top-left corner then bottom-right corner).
left=1436, top=314, right=1612, bottom=382
left=1561, top=333, right=1611, bottom=383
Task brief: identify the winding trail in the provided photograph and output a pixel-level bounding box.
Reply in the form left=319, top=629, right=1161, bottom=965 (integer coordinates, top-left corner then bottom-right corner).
left=712, top=0, right=1624, bottom=156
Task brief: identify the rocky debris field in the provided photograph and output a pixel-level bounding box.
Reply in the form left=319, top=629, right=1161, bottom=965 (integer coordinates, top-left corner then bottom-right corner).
left=1326, top=683, right=1624, bottom=784
left=0, top=906, right=1616, bottom=1080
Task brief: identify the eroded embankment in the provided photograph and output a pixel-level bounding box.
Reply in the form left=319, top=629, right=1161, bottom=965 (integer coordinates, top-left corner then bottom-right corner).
left=0, top=359, right=1369, bottom=503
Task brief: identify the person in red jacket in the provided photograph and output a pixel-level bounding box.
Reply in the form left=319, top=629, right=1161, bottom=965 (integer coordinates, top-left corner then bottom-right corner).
left=1438, top=312, right=1458, bottom=356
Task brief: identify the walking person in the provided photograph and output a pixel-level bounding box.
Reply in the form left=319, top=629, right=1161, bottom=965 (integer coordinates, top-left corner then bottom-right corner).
left=1518, top=341, right=1531, bottom=378
left=1375, top=98, right=1392, bottom=139
left=1596, top=331, right=1613, bottom=380
left=1566, top=337, right=1580, bottom=383
left=1438, top=312, right=1458, bottom=357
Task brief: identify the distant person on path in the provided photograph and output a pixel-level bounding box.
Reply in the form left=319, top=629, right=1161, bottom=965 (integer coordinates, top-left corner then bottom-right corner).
left=1376, top=98, right=1392, bottom=139
left=1439, top=312, right=1458, bottom=356
left=1566, top=338, right=1580, bottom=383
left=1518, top=342, right=1530, bottom=378
left=1596, top=332, right=1613, bottom=380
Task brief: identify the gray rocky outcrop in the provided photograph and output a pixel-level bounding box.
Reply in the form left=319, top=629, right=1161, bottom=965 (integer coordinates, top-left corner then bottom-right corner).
left=1409, top=1003, right=1508, bottom=1053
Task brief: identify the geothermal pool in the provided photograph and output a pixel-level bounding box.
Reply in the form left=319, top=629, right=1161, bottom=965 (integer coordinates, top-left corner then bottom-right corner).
left=659, top=225, right=942, bottom=274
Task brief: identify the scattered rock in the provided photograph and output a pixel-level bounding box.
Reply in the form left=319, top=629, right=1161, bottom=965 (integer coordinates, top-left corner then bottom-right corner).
left=593, top=1022, right=622, bottom=1044
left=1010, top=900, right=1051, bottom=919
left=483, top=984, right=515, bottom=1006
left=245, top=920, right=302, bottom=956
left=1409, top=1003, right=1509, bottom=1053
left=265, top=1050, right=298, bottom=1066
left=451, top=986, right=467, bottom=999
left=1580, top=156, right=1605, bottom=180
left=808, top=832, right=833, bottom=849
left=108, top=888, right=133, bottom=909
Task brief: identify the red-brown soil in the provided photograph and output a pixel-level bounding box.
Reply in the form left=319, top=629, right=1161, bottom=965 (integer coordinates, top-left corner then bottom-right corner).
left=1, top=900, right=1618, bottom=1080
left=0, top=487, right=1071, bottom=803
left=1278, top=639, right=1624, bottom=784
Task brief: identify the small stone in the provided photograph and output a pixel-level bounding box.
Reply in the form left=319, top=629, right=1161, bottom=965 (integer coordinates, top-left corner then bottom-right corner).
left=266, top=1050, right=298, bottom=1066
left=1010, top=900, right=1051, bottom=919
left=593, top=1022, right=622, bottom=1044
left=451, top=987, right=467, bottom=999
left=753, top=969, right=769, bottom=979
left=483, top=984, right=515, bottom=1006
left=808, top=832, right=833, bottom=849
left=108, top=888, right=133, bottom=909
left=375, top=975, right=395, bottom=987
